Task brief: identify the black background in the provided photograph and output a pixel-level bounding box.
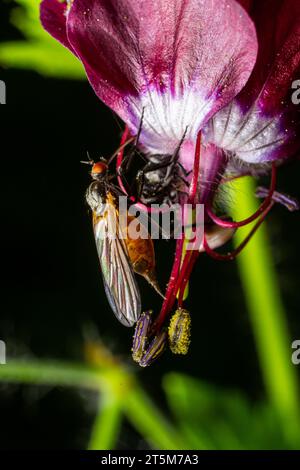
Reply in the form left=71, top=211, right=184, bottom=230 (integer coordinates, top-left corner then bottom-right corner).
left=0, top=1, right=299, bottom=449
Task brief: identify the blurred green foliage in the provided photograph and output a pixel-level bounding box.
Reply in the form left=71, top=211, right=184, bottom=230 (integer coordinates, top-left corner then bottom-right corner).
left=163, top=373, right=291, bottom=450
left=0, top=0, right=85, bottom=78
left=0, top=354, right=295, bottom=450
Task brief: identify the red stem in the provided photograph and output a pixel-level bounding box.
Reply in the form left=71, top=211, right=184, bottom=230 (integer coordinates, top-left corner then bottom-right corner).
left=189, top=131, right=202, bottom=204
left=158, top=202, right=274, bottom=313
left=177, top=251, right=199, bottom=307
left=155, top=237, right=185, bottom=331
left=203, top=202, right=275, bottom=261
left=206, top=162, right=277, bottom=228
left=155, top=130, right=202, bottom=328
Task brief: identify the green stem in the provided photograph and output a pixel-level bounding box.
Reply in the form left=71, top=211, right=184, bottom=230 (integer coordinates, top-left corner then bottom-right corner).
left=123, top=386, right=187, bottom=450
left=229, top=177, right=300, bottom=446
left=88, top=393, right=122, bottom=450
left=0, top=359, right=185, bottom=449
left=0, top=360, right=102, bottom=390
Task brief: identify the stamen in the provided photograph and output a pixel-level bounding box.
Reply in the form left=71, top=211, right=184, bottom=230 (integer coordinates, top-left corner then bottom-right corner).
left=155, top=237, right=185, bottom=331
left=155, top=130, right=202, bottom=330
left=206, top=162, right=277, bottom=228
left=132, top=311, right=153, bottom=363
left=177, top=251, right=199, bottom=307
left=168, top=308, right=191, bottom=355
left=256, top=187, right=300, bottom=212
left=139, top=330, right=168, bottom=368
left=132, top=310, right=168, bottom=367
left=188, top=131, right=202, bottom=204
left=203, top=202, right=275, bottom=261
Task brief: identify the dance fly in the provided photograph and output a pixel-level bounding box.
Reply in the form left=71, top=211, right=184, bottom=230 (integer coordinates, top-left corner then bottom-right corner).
left=85, top=157, right=162, bottom=327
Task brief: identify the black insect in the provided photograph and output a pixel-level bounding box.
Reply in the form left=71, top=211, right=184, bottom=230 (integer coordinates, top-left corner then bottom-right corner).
left=118, top=112, right=190, bottom=206
left=135, top=150, right=190, bottom=206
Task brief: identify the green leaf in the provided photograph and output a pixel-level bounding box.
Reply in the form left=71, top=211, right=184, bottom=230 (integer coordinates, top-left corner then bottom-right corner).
left=0, top=41, right=85, bottom=78
left=0, top=0, right=85, bottom=79
left=163, top=373, right=291, bottom=450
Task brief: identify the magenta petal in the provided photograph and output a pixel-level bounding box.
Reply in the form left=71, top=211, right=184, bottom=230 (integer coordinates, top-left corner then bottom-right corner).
left=66, top=0, right=257, bottom=153
left=67, top=0, right=139, bottom=118
left=40, top=0, right=73, bottom=52
left=207, top=0, right=300, bottom=163
left=240, top=0, right=300, bottom=115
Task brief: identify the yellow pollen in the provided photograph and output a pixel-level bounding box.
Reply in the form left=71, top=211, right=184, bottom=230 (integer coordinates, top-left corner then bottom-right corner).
left=168, top=308, right=191, bottom=355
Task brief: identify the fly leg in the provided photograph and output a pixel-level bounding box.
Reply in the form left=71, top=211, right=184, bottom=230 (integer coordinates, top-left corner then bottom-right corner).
left=119, top=107, right=146, bottom=173
left=177, top=161, right=192, bottom=178
left=116, top=108, right=149, bottom=198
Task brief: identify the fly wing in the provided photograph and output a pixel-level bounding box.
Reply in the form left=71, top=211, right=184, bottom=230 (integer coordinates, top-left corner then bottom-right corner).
left=93, top=204, right=141, bottom=327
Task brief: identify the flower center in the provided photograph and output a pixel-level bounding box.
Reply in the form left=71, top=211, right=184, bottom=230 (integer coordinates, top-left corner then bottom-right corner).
left=116, top=126, right=279, bottom=365
left=154, top=143, right=277, bottom=332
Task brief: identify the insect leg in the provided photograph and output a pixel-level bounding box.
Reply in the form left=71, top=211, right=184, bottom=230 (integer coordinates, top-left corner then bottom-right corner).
left=177, top=161, right=192, bottom=177
left=119, top=107, right=146, bottom=175
left=176, top=174, right=190, bottom=187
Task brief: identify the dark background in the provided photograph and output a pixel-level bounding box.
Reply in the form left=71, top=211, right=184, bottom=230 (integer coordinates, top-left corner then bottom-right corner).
left=0, top=2, right=299, bottom=449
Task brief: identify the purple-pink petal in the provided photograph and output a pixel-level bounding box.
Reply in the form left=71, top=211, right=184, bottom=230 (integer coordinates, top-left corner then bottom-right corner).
left=64, top=0, right=257, bottom=154
left=206, top=0, right=300, bottom=163
left=40, top=0, right=72, bottom=51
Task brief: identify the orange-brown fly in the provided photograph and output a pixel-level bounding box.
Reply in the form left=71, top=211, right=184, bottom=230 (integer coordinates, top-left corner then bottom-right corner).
left=84, top=152, right=162, bottom=327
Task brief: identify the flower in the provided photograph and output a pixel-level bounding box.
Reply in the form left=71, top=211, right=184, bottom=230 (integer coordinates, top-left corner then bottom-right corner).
left=41, top=0, right=300, bottom=365
left=40, top=0, right=257, bottom=181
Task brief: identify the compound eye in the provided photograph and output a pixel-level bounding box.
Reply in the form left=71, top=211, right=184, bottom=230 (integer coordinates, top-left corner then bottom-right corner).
left=91, top=161, right=107, bottom=176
